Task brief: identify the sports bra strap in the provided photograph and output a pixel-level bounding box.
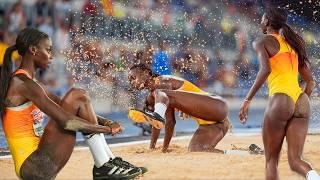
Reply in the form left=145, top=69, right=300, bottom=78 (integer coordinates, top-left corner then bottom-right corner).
left=14, top=69, right=32, bottom=79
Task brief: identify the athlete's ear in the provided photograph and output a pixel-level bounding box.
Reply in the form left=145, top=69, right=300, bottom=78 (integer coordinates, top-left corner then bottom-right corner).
left=29, top=45, right=37, bottom=56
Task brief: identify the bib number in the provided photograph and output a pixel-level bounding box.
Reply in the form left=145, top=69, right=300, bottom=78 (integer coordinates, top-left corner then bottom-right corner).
left=31, top=109, right=44, bottom=137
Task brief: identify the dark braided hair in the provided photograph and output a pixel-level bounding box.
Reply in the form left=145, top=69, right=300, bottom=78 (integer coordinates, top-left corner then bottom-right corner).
left=0, top=28, right=49, bottom=118
left=265, top=6, right=309, bottom=67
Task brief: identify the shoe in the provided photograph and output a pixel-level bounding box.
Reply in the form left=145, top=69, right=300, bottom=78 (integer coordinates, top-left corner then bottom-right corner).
left=249, top=144, right=264, bottom=155
left=93, top=161, right=140, bottom=180
left=128, top=109, right=165, bottom=129
left=111, top=157, right=148, bottom=175
left=139, top=167, right=148, bottom=174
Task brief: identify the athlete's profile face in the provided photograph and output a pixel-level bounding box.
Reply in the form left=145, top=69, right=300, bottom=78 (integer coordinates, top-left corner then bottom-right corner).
left=261, top=14, right=268, bottom=34
left=32, top=38, right=53, bottom=70
left=128, top=69, right=148, bottom=90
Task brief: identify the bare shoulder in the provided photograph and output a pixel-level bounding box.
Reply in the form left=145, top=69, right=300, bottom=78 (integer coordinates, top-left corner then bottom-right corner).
left=158, top=75, right=183, bottom=90
left=253, top=35, right=279, bottom=57
left=7, top=74, right=32, bottom=95
left=253, top=35, right=276, bottom=49
left=6, top=74, right=43, bottom=106
left=14, top=74, right=47, bottom=98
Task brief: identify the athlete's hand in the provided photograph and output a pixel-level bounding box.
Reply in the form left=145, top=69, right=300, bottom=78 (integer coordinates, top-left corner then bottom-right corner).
left=109, top=122, right=123, bottom=136
left=239, top=100, right=251, bottom=124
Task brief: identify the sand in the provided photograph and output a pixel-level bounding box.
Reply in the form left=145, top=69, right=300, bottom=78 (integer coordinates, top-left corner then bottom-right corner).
left=1, top=134, right=320, bottom=180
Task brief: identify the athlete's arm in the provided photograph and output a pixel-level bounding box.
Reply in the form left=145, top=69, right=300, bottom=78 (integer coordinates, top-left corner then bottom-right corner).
left=150, top=127, right=160, bottom=149
left=162, top=108, right=176, bottom=152
left=17, top=78, right=111, bottom=134
left=299, top=64, right=315, bottom=97
left=245, top=37, right=271, bottom=100
left=96, top=115, right=123, bottom=135
left=97, top=115, right=113, bottom=125
left=239, top=37, right=271, bottom=123
left=38, top=81, right=62, bottom=105
left=40, top=83, right=121, bottom=130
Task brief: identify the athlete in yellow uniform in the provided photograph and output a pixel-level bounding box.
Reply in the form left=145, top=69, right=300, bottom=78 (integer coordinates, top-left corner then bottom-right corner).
left=267, top=33, right=302, bottom=103
left=239, top=7, right=319, bottom=180
left=128, top=64, right=230, bottom=153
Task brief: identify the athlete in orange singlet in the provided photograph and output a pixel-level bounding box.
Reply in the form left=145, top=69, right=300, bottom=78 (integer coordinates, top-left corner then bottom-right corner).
left=0, top=28, right=145, bottom=180
left=238, top=7, right=319, bottom=180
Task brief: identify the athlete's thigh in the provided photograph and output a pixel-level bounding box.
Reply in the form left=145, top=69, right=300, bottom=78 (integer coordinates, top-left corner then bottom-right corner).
left=20, top=148, right=59, bottom=180
left=286, top=93, right=310, bottom=161
left=263, top=94, right=294, bottom=158
left=20, top=90, right=80, bottom=179
left=163, top=90, right=228, bottom=121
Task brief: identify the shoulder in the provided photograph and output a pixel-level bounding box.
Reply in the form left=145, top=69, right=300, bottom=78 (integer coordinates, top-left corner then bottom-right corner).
left=253, top=35, right=277, bottom=49
left=159, top=75, right=184, bottom=89
left=11, top=74, right=30, bottom=88
left=14, top=74, right=45, bottom=95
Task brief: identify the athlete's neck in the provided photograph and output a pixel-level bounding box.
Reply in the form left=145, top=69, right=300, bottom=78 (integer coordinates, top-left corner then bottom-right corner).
left=146, top=77, right=158, bottom=91
left=19, top=56, right=36, bottom=78
left=266, top=27, right=279, bottom=35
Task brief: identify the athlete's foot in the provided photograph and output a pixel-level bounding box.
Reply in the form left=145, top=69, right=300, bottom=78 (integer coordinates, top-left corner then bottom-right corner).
left=129, top=109, right=165, bottom=129
left=111, top=157, right=148, bottom=175
left=93, top=160, right=141, bottom=180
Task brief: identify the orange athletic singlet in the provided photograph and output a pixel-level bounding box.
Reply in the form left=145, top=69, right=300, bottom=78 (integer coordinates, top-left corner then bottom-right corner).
left=2, top=69, right=44, bottom=177
left=268, top=34, right=303, bottom=103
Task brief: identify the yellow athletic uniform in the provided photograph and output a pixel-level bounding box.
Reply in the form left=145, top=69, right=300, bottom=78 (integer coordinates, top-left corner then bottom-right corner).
left=268, top=34, right=302, bottom=103
left=2, top=69, right=44, bottom=177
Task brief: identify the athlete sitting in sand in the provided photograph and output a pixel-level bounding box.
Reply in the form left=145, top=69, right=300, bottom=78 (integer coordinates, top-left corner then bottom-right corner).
left=127, top=64, right=230, bottom=153
left=0, top=28, right=146, bottom=180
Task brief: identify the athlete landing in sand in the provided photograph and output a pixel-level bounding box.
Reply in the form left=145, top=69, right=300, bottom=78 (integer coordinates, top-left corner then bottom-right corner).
left=128, top=64, right=231, bottom=153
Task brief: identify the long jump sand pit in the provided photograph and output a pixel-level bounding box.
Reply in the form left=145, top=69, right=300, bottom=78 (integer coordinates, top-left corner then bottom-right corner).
left=1, top=134, right=319, bottom=180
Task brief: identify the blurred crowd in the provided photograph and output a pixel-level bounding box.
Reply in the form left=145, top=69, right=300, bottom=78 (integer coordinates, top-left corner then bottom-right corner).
left=0, top=0, right=319, bottom=111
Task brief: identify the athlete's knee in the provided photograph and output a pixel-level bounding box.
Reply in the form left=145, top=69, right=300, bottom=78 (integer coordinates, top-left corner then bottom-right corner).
left=288, top=156, right=303, bottom=172
left=265, top=152, right=280, bottom=165
left=154, top=89, right=166, bottom=97
left=66, top=88, right=91, bottom=103
left=154, top=89, right=169, bottom=105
